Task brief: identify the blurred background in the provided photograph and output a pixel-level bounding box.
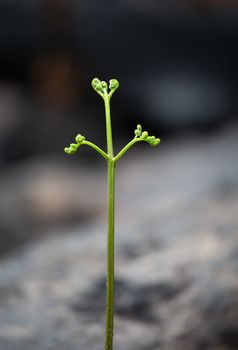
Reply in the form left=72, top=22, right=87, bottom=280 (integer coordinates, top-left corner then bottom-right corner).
left=0, top=1, right=238, bottom=349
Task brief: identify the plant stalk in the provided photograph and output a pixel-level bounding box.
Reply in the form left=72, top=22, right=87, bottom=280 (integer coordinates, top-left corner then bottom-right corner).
left=104, top=94, right=115, bottom=350
left=65, top=78, right=160, bottom=350
left=105, top=159, right=115, bottom=350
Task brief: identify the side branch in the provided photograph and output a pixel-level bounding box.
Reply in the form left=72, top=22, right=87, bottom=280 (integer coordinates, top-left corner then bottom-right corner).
left=114, top=124, right=160, bottom=162
left=64, top=135, right=108, bottom=160
left=82, top=141, right=109, bottom=160
left=114, top=138, right=139, bottom=162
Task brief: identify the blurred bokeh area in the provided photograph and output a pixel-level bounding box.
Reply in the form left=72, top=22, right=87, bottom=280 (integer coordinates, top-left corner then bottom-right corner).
left=0, top=1, right=238, bottom=349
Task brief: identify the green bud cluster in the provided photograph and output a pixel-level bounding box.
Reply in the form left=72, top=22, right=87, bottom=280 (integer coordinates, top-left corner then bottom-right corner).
left=64, top=80, right=160, bottom=160
left=134, top=124, right=142, bottom=137
left=134, top=124, right=160, bottom=147
left=64, top=134, right=85, bottom=155
left=109, top=79, right=119, bottom=91
left=146, top=135, right=160, bottom=147
left=92, top=78, right=119, bottom=98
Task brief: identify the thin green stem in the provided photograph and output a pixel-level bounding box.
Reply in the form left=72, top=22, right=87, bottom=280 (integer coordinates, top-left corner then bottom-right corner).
left=82, top=141, right=108, bottom=160
left=104, top=93, right=114, bottom=158
left=105, top=159, right=115, bottom=350
left=104, top=91, right=115, bottom=350
left=114, top=138, right=140, bottom=162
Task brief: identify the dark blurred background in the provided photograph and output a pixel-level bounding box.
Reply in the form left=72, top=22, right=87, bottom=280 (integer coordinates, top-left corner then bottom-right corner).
left=0, top=1, right=238, bottom=350
left=0, top=0, right=238, bottom=162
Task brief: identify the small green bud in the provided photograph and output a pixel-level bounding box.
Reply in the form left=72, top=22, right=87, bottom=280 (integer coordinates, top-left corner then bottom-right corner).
left=67, top=143, right=77, bottom=154
left=96, top=84, right=104, bottom=93
left=91, top=78, right=106, bottom=94
left=70, top=148, right=76, bottom=154
left=101, top=81, right=108, bottom=90
left=70, top=143, right=77, bottom=148
left=75, top=134, right=85, bottom=144
left=141, top=131, right=148, bottom=139
left=64, top=146, right=76, bottom=155
left=146, top=137, right=153, bottom=145
left=153, top=138, right=161, bottom=146
left=109, top=79, right=119, bottom=91
left=92, top=78, right=100, bottom=90
left=134, top=124, right=143, bottom=137
left=146, top=136, right=161, bottom=146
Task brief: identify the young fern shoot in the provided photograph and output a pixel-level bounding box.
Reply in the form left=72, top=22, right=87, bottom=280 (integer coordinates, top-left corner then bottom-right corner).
left=64, top=78, right=160, bottom=350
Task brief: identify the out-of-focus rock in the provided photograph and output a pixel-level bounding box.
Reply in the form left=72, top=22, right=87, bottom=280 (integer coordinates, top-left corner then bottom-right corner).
left=0, top=124, right=237, bottom=349
left=0, top=161, right=106, bottom=256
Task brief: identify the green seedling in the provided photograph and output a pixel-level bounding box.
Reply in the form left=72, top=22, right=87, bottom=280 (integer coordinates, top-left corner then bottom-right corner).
left=65, top=78, right=160, bottom=350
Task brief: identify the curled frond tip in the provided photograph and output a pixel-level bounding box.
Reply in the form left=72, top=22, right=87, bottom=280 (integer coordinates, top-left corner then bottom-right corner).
left=91, top=78, right=119, bottom=98
left=134, top=124, right=160, bottom=147
left=64, top=134, right=86, bottom=155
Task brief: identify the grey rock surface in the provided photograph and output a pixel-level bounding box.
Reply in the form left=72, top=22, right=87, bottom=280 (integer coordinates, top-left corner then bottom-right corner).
left=0, top=124, right=238, bottom=349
